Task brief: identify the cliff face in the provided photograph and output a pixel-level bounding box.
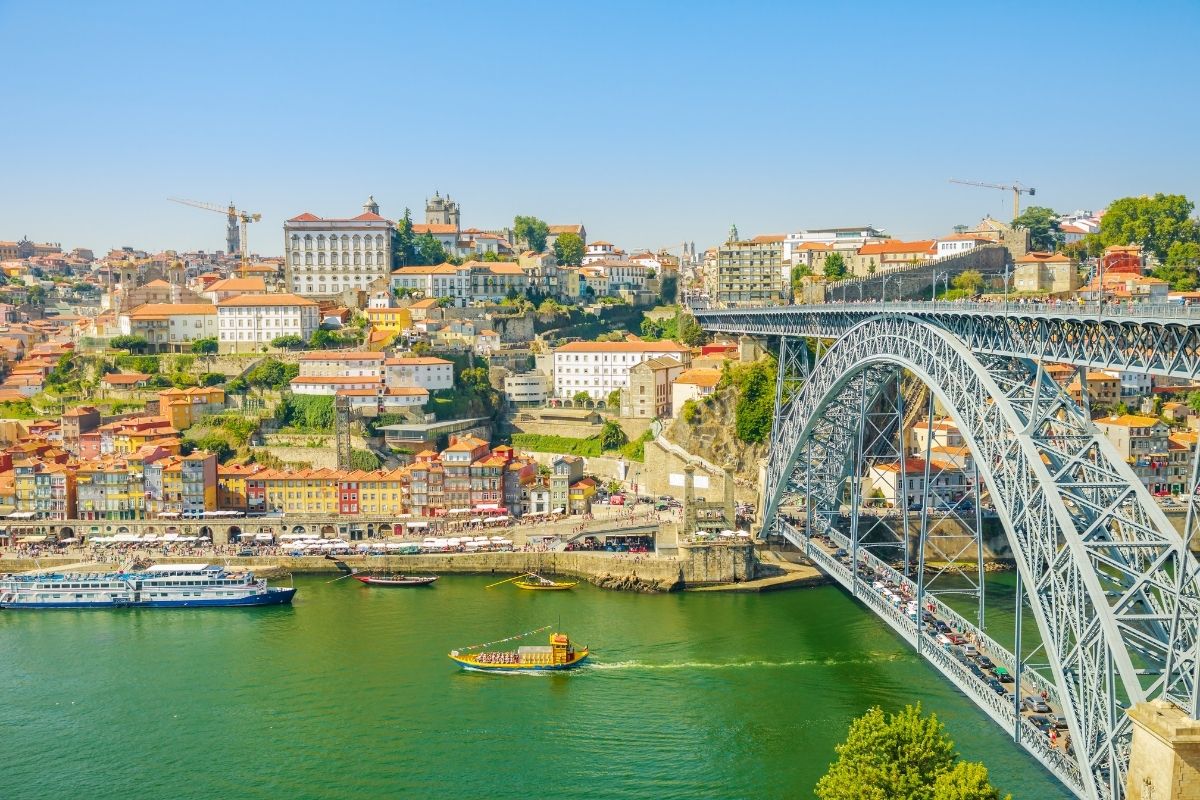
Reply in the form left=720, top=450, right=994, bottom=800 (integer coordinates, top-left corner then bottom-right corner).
left=663, top=383, right=765, bottom=484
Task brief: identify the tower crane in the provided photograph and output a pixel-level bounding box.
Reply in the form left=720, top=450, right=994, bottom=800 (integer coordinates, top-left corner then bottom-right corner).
left=948, top=179, right=1036, bottom=221
left=168, top=198, right=261, bottom=264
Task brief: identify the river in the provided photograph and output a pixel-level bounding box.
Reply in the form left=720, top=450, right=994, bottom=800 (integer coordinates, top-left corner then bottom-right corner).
left=0, top=575, right=1071, bottom=799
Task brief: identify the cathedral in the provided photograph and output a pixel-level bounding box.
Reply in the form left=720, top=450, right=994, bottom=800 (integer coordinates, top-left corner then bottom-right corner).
left=425, top=191, right=461, bottom=229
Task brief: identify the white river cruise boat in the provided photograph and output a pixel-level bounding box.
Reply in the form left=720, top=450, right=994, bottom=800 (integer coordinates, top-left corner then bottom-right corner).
left=0, top=563, right=296, bottom=609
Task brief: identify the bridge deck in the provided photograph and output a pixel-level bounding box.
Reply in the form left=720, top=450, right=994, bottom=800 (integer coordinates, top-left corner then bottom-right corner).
left=780, top=520, right=1087, bottom=798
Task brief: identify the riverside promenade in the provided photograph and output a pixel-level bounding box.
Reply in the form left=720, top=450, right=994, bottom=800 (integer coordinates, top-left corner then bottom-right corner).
left=0, top=542, right=761, bottom=592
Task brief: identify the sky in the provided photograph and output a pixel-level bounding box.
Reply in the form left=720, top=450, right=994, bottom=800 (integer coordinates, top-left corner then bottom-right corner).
left=2, top=0, right=1198, bottom=256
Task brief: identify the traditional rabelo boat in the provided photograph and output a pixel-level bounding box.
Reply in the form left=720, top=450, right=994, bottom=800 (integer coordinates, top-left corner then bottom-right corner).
left=449, top=626, right=589, bottom=673
left=486, top=572, right=577, bottom=591
left=353, top=574, right=438, bottom=587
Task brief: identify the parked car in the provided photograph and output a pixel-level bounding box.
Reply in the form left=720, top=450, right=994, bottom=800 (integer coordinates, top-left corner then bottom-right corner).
left=934, top=621, right=951, bottom=635
left=986, top=678, right=1006, bottom=695
left=993, top=670, right=1014, bottom=684
left=1045, top=714, right=1069, bottom=730
left=1027, top=715, right=1052, bottom=734
left=946, top=633, right=966, bottom=646
left=962, top=643, right=978, bottom=658
left=236, top=547, right=254, bottom=557
left=1022, top=696, right=1051, bottom=714
left=976, top=655, right=995, bottom=670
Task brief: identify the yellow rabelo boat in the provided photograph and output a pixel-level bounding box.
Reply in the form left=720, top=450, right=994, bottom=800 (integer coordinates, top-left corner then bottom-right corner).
left=514, top=573, right=578, bottom=591
left=449, top=630, right=589, bottom=673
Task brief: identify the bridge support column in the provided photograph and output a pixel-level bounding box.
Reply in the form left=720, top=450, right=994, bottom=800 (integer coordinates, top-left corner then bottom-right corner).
left=1126, top=701, right=1200, bottom=800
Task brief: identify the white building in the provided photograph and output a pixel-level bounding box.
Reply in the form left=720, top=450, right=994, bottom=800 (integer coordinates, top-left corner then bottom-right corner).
left=782, top=226, right=888, bottom=263
left=201, top=277, right=266, bottom=303
left=290, top=376, right=383, bottom=396
left=868, top=458, right=963, bottom=509
left=216, top=293, right=320, bottom=349
left=671, top=368, right=721, bottom=415
left=588, top=259, right=648, bottom=291
left=298, top=352, right=385, bottom=378
left=934, top=234, right=993, bottom=259
left=384, top=357, right=454, bottom=391
left=504, top=371, right=549, bottom=407
left=582, top=240, right=623, bottom=264
left=284, top=197, right=394, bottom=298
left=390, top=261, right=530, bottom=305
left=118, top=303, right=218, bottom=349
left=552, top=340, right=692, bottom=401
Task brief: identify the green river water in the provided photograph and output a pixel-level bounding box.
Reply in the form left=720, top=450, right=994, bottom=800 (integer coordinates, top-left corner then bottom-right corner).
left=1, top=574, right=1072, bottom=799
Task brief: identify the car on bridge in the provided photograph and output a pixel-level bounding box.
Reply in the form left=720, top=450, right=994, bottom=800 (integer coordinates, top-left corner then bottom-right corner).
left=1028, top=715, right=1052, bottom=734
left=1045, top=713, right=1069, bottom=730
left=975, top=655, right=995, bottom=670
left=1022, top=696, right=1051, bottom=714
left=986, top=677, right=1006, bottom=695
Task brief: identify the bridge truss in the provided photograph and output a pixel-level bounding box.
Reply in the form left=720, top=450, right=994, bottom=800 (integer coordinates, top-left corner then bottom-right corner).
left=729, top=312, right=1200, bottom=800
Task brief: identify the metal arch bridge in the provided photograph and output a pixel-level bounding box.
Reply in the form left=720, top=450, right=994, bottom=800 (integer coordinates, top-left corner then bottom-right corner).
left=692, top=301, right=1200, bottom=800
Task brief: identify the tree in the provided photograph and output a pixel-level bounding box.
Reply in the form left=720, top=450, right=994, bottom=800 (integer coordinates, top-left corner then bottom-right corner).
left=823, top=252, right=848, bottom=280
left=393, top=208, right=417, bottom=267
left=111, top=335, right=149, bottom=353
left=600, top=420, right=628, bottom=451
left=661, top=274, right=678, bottom=304
left=1011, top=206, right=1063, bottom=252
left=514, top=215, right=550, bottom=253
left=191, top=337, right=218, bottom=355
left=270, top=334, right=307, bottom=350
left=1098, top=193, right=1200, bottom=261
left=733, top=359, right=775, bottom=444
left=572, top=390, right=591, bottom=405
left=790, top=265, right=810, bottom=297
left=951, top=270, right=985, bottom=295
left=414, top=232, right=449, bottom=266
left=244, top=358, right=299, bottom=389
left=26, top=285, right=47, bottom=306
left=815, top=704, right=1009, bottom=800
left=1187, top=390, right=1200, bottom=415
left=350, top=449, right=382, bottom=471
left=199, top=372, right=225, bottom=387
left=606, top=389, right=622, bottom=409
left=677, top=313, right=707, bottom=346
left=1154, top=241, right=1200, bottom=291
left=554, top=232, right=585, bottom=266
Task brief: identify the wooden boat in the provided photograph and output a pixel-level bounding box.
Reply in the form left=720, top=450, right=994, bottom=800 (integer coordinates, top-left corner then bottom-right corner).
left=514, top=573, right=577, bottom=591
left=449, top=631, right=589, bottom=673
left=353, top=574, right=438, bottom=587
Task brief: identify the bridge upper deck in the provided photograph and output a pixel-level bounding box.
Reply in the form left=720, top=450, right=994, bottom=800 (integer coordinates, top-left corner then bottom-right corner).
left=693, top=301, right=1200, bottom=380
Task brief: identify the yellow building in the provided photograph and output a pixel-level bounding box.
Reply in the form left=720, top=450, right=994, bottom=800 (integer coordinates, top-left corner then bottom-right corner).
left=217, top=464, right=257, bottom=511
left=158, top=387, right=226, bottom=430
left=365, top=307, right=413, bottom=336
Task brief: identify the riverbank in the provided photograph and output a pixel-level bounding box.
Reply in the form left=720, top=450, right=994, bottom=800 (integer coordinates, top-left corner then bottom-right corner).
left=0, top=543, right=760, bottom=592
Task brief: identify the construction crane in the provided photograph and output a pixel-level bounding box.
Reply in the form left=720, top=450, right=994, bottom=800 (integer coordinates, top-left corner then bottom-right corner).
left=948, top=179, right=1036, bottom=221
left=168, top=197, right=261, bottom=264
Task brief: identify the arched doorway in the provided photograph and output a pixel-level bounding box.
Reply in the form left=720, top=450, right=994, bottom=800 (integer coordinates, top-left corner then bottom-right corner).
left=320, top=524, right=336, bottom=537
left=291, top=525, right=306, bottom=535
left=378, top=523, right=393, bottom=537
left=228, top=525, right=243, bottom=541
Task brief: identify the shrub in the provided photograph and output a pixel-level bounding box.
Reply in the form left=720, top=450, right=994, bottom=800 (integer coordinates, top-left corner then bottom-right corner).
left=512, top=433, right=602, bottom=457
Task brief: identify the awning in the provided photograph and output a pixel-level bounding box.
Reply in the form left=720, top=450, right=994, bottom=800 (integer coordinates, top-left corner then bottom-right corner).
left=406, top=521, right=428, bottom=528
left=253, top=533, right=273, bottom=541
left=17, top=535, right=47, bottom=543
left=7, top=511, right=35, bottom=519
left=552, top=507, right=565, bottom=514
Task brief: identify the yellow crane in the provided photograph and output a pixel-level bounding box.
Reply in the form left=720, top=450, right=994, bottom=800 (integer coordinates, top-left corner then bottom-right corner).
left=168, top=197, right=261, bottom=264
left=949, top=179, right=1036, bottom=221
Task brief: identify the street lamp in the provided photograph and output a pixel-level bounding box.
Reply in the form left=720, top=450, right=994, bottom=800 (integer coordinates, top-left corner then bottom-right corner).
left=1003, top=264, right=1011, bottom=315
left=882, top=274, right=891, bottom=303
left=933, top=271, right=947, bottom=302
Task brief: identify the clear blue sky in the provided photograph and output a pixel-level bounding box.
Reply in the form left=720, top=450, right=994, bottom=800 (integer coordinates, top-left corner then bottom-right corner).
left=2, top=0, right=1197, bottom=255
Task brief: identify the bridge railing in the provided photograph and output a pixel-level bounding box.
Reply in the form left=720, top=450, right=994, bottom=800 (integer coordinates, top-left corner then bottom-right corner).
left=695, top=298, right=1200, bottom=323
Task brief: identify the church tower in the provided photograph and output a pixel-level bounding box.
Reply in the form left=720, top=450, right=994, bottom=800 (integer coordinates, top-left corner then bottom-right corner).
left=425, top=191, right=461, bottom=231
left=363, top=195, right=380, bottom=216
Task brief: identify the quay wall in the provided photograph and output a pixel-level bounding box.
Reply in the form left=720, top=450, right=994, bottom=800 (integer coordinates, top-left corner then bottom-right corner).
left=0, top=543, right=756, bottom=592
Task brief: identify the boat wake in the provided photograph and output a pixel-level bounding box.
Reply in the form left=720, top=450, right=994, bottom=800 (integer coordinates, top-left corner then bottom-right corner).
left=587, top=654, right=911, bottom=671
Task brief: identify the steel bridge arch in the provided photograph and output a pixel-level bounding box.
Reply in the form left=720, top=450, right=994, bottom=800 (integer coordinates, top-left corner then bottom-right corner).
left=763, top=315, right=1200, bottom=800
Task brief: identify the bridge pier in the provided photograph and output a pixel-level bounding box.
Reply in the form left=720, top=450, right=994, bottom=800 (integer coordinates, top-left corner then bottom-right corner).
left=1126, top=701, right=1200, bottom=800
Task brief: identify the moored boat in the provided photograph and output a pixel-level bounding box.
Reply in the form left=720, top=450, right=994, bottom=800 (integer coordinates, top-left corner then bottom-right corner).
left=449, top=631, right=588, bottom=673
left=353, top=574, right=438, bottom=587
left=0, top=563, right=296, bottom=609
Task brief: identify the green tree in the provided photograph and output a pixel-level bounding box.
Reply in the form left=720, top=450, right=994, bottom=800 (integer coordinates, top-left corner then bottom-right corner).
left=1098, top=193, right=1200, bottom=261
left=572, top=390, right=592, bottom=405
left=677, top=313, right=707, bottom=346
left=815, top=704, right=1009, bottom=800
left=600, top=420, right=628, bottom=451
left=350, top=449, right=382, bottom=471
left=514, top=215, right=550, bottom=253
left=681, top=398, right=701, bottom=423
left=244, top=358, right=299, bottom=389
left=190, top=337, right=218, bottom=355
left=270, top=334, right=307, bottom=350
left=733, top=359, right=775, bottom=444
left=606, top=389, right=622, bottom=409
left=553, top=232, right=585, bottom=266
left=791, top=264, right=811, bottom=297
left=393, top=208, right=417, bottom=267
left=1187, top=391, right=1200, bottom=414
left=823, top=252, right=848, bottom=280
left=1011, top=206, right=1063, bottom=251
left=414, top=231, right=449, bottom=265
left=661, top=274, right=678, bottom=303
left=951, top=270, right=985, bottom=295
left=26, top=285, right=47, bottom=306
left=111, top=335, right=149, bottom=353
left=199, top=372, right=225, bottom=387
left=1154, top=241, right=1200, bottom=291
